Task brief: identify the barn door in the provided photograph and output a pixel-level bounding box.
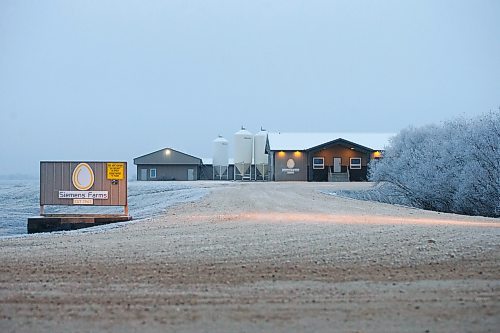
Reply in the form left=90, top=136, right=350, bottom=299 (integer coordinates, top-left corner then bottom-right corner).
left=187, top=169, right=195, bottom=181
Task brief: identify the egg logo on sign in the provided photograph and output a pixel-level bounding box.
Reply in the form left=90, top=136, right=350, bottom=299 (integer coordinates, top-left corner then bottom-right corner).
left=72, top=163, right=95, bottom=191
left=286, top=159, right=295, bottom=169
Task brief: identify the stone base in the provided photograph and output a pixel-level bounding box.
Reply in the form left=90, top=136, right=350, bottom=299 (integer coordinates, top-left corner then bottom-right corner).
left=27, top=214, right=133, bottom=234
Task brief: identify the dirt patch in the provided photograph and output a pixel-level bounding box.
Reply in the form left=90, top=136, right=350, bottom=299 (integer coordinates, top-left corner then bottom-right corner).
left=1, top=182, right=499, bottom=332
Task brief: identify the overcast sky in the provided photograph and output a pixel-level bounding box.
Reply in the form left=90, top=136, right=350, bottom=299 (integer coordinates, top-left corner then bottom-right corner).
left=1, top=0, right=499, bottom=176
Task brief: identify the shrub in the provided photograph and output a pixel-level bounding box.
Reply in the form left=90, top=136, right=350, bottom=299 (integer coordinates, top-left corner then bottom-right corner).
left=369, top=111, right=500, bottom=217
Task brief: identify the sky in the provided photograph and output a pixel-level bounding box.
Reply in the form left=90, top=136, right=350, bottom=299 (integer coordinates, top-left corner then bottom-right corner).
left=1, top=0, right=499, bottom=176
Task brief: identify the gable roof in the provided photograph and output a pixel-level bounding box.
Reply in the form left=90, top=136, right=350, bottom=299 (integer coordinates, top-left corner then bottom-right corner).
left=134, top=148, right=202, bottom=165
left=308, top=138, right=374, bottom=154
left=267, top=132, right=394, bottom=151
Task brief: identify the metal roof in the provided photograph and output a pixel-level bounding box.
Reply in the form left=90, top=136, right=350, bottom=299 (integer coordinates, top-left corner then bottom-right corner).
left=202, top=158, right=235, bottom=165
left=267, top=132, right=394, bottom=151
left=134, top=148, right=202, bottom=165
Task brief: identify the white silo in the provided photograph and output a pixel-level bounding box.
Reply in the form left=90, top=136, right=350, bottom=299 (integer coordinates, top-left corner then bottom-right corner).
left=234, top=127, right=253, bottom=180
left=254, top=128, right=269, bottom=180
left=212, top=136, right=229, bottom=180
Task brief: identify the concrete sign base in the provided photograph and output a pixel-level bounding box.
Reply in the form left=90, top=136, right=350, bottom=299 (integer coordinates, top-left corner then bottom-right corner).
left=27, top=214, right=132, bottom=234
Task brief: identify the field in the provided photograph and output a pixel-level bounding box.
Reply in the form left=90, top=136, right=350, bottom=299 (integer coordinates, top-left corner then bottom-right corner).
left=0, top=181, right=499, bottom=332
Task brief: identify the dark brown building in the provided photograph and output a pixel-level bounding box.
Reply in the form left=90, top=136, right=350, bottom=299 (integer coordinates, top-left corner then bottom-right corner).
left=266, top=133, right=391, bottom=182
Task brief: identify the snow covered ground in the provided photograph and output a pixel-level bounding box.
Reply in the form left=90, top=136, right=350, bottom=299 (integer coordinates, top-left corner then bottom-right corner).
left=323, top=182, right=414, bottom=207
left=0, top=180, right=208, bottom=237
left=1, top=181, right=497, bottom=333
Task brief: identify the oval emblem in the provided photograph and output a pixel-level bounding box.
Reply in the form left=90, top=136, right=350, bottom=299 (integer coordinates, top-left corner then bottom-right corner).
left=286, top=159, right=295, bottom=169
left=72, top=163, right=95, bottom=191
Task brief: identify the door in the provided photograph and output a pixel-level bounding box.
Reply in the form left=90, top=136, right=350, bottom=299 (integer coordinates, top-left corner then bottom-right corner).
left=187, top=169, right=195, bottom=181
left=333, top=157, right=342, bottom=173
left=140, top=169, right=148, bottom=180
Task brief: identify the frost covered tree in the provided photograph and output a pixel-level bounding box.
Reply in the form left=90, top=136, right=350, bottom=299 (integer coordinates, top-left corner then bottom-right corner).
left=452, top=111, right=500, bottom=216
left=369, top=110, right=500, bottom=217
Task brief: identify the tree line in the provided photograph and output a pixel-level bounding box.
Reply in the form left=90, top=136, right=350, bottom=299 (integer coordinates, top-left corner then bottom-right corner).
left=369, top=110, right=500, bottom=217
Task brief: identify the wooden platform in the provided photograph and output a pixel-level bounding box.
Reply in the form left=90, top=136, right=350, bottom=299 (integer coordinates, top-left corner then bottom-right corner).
left=27, top=214, right=133, bottom=234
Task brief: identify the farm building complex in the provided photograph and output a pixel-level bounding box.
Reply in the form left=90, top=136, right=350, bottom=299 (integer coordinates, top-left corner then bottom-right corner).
left=134, top=130, right=393, bottom=182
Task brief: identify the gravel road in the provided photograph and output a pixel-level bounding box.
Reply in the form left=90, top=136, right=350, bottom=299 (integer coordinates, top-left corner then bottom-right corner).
left=1, top=181, right=499, bottom=333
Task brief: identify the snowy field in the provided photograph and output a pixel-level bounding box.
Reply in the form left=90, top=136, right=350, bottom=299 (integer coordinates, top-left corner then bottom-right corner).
left=0, top=180, right=208, bottom=237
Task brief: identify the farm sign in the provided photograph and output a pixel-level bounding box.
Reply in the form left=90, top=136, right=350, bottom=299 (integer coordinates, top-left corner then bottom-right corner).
left=40, top=161, right=127, bottom=209
left=281, top=158, right=300, bottom=174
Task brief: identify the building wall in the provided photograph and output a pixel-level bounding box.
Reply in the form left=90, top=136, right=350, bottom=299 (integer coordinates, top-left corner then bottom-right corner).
left=137, top=164, right=198, bottom=181
left=310, top=146, right=369, bottom=168
left=139, top=164, right=239, bottom=181
left=273, top=151, right=308, bottom=181
left=199, top=165, right=235, bottom=180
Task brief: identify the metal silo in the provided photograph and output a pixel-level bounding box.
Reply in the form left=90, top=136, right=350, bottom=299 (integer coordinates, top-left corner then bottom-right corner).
left=253, top=128, right=269, bottom=180
left=212, top=136, right=229, bottom=180
left=234, top=127, right=253, bottom=180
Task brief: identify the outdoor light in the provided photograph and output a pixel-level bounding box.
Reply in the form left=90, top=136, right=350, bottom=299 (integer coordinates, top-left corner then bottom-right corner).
left=278, top=151, right=285, bottom=157
left=165, top=149, right=171, bottom=155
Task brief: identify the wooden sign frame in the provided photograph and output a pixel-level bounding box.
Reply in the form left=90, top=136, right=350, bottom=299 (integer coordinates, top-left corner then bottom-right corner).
left=39, top=161, right=128, bottom=216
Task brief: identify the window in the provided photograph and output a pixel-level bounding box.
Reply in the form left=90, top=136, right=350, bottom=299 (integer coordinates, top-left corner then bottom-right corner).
left=312, top=157, right=324, bottom=169
left=150, top=168, right=157, bottom=179
left=350, top=158, right=362, bottom=169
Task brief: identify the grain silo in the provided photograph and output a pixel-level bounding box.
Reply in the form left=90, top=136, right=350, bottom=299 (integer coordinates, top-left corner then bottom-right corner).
left=212, top=136, right=229, bottom=180
left=253, top=128, right=269, bottom=180
left=234, top=127, right=253, bottom=180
